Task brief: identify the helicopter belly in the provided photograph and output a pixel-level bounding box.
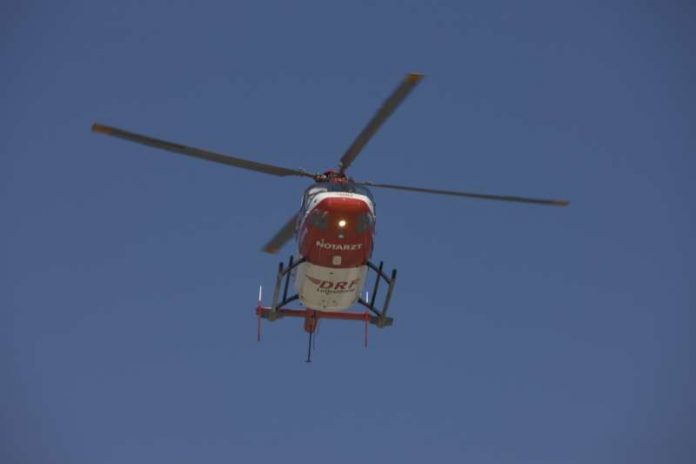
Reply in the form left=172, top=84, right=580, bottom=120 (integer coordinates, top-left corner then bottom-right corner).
left=295, top=261, right=366, bottom=311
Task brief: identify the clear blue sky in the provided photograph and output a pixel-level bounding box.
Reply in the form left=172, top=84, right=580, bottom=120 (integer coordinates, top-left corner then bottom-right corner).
left=2, top=1, right=694, bottom=463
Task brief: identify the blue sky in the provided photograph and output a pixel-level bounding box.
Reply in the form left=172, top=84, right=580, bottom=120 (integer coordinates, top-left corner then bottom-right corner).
left=2, top=1, right=694, bottom=463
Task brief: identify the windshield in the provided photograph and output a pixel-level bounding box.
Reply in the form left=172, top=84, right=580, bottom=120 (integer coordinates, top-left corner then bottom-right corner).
left=300, top=182, right=375, bottom=210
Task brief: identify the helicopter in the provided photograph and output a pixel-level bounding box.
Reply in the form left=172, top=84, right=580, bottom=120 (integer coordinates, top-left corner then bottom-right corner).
left=92, top=73, right=568, bottom=361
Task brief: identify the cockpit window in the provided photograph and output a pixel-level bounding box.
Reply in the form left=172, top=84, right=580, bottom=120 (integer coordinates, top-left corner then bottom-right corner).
left=303, top=182, right=373, bottom=199
left=300, top=186, right=328, bottom=210
left=355, top=212, right=375, bottom=233
left=326, top=183, right=374, bottom=198
left=300, top=182, right=377, bottom=215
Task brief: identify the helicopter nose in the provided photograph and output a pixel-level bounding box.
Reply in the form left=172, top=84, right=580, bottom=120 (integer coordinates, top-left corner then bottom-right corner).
left=319, top=197, right=373, bottom=231
left=299, top=195, right=375, bottom=267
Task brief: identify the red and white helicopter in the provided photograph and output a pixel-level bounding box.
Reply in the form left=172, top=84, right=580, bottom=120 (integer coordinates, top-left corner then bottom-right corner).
left=92, top=73, right=568, bottom=361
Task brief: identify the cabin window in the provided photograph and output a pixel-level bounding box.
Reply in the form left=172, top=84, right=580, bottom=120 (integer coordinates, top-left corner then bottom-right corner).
left=300, top=186, right=328, bottom=215
left=309, top=209, right=328, bottom=229
left=355, top=212, right=374, bottom=233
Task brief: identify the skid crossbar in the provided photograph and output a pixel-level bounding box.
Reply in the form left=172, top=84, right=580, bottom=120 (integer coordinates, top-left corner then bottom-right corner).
left=256, top=306, right=394, bottom=327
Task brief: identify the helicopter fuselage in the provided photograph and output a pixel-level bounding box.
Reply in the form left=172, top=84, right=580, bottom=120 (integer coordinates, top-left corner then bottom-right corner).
left=293, top=182, right=376, bottom=311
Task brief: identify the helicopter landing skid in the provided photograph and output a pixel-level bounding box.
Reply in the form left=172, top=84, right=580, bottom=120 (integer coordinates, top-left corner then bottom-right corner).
left=255, top=255, right=396, bottom=361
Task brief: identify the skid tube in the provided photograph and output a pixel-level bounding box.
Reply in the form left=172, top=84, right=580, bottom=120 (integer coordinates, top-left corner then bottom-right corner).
left=255, top=305, right=393, bottom=362
left=255, top=306, right=394, bottom=328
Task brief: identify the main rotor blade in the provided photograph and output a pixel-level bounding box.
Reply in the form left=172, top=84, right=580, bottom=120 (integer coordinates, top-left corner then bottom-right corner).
left=338, top=73, right=423, bottom=174
left=262, top=213, right=299, bottom=254
left=355, top=181, right=570, bottom=207
left=92, top=123, right=314, bottom=178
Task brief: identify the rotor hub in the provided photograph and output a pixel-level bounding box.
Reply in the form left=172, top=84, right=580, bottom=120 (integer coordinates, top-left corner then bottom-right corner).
left=314, top=170, right=348, bottom=184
